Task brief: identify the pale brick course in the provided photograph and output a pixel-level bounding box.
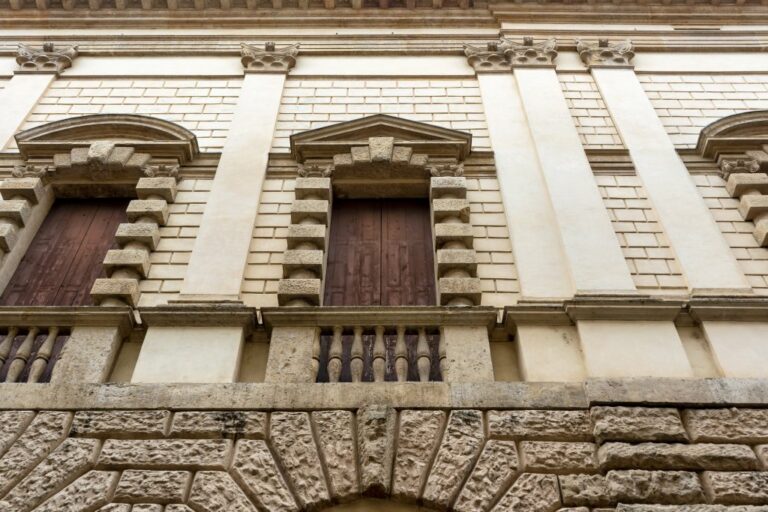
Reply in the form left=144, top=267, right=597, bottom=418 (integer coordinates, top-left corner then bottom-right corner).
left=15, top=79, right=242, bottom=151
left=271, top=79, right=490, bottom=152
left=694, top=174, right=768, bottom=295
left=639, top=74, right=768, bottom=148
left=559, top=73, right=623, bottom=149
left=597, top=175, right=687, bottom=294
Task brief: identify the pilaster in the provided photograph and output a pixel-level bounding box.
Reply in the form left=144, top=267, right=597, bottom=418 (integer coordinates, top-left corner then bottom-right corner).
left=586, top=39, right=751, bottom=295
left=178, top=42, right=298, bottom=302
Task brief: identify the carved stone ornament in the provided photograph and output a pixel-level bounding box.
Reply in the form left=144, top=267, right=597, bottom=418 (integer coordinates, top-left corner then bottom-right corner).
left=241, top=42, right=299, bottom=74
left=501, top=36, right=558, bottom=67
left=142, top=163, right=180, bottom=180
left=576, top=38, right=635, bottom=68
left=50, top=142, right=153, bottom=182
left=16, top=42, right=78, bottom=75
left=719, top=158, right=762, bottom=180
left=12, top=164, right=54, bottom=179
left=463, top=42, right=511, bottom=73
left=297, top=163, right=333, bottom=178
left=430, top=163, right=464, bottom=177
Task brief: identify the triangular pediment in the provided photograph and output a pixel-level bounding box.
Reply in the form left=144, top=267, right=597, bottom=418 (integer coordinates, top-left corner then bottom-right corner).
left=290, top=114, right=472, bottom=162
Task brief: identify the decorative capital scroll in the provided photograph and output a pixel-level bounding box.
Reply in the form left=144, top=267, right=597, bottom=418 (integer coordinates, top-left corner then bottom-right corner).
left=576, top=38, right=635, bottom=68
left=16, top=43, right=78, bottom=75
left=501, top=36, right=557, bottom=68
left=719, top=158, right=762, bottom=180
left=12, top=164, right=54, bottom=179
left=143, top=163, right=180, bottom=180
left=463, top=42, right=511, bottom=73
left=430, top=163, right=464, bottom=177
left=297, top=163, right=333, bottom=178
left=241, top=42, right=299, bottom=74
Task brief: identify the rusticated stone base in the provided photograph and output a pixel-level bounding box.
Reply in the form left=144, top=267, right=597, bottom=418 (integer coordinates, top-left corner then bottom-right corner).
left=0, top=407, right=766, bottom=511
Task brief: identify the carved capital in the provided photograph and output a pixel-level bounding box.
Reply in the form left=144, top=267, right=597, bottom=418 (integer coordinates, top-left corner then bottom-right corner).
left=463, top=42, right=510, bottom=73
left=430, top=163, right=464, bottom=177
left=12, top=164, right=54, bottom=180
left=577, top=39, right=635, bottom=68
left=16, top=43, right=78, bottom=75
left=297, top=163, right=333, bottom=178
left=501, top=36, right=557, bottom=68
left=719, top=158, right=762, bottom=180
left=241, top=42, right=299, bottom=74
left=142, top=163, right=180, bottom=180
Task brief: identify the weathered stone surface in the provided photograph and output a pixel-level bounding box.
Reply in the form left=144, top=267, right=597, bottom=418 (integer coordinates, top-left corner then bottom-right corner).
left=558, top=508, right=590, bottom=512
left=313, top=410, right=359, bottom=501
left=454, top=440, right=518, bottom=512
left=98, top=439, right=231, bottom=469
left=270, top=412, right=330, bottom=508
left=683, top=409, right=768, bottom=443
left=618, top=506, right=768, bottom=511
left=591, top=407, right=687, bottom=443
left=0, top=411, right=34, bottom=458
left=71, top=410, right=170, bottom=438
left=188, top=471, right=257, bottom=512
left=130, top=505, right=163, bottom=512
left=392, top=410, right=444, bottom=502
left=36, top=471, right=119, bottom=512
left=232, top=440, right=298, bottom=512
left=357, top=405, right=397, bottom=497
left=559, top=474, right=611, bottom=507
left=170, top=411, right=266, bottom=439
left=757, top=445, right=768, bottom=469
left=598, top=442, right=758, bottom=471
left=0, top=411, right=72, bottom=495
left=96, top=505, right=131, bottom=512
left=113, top=470, right=191, bottom=503
left=488, top=409, right=591, bottom=441
left=165, top=506, right=196, bottom=512
left=703, top=471, right=768, bottom=504
left=492, top=473, right=561, bottom=512
left=423, top=409, right=484, bottom=509
left=521, top=441, right=598, bottom=474
left=0, top=438, right=99, bottom=512
left=607, top=470, right=705, bottom=504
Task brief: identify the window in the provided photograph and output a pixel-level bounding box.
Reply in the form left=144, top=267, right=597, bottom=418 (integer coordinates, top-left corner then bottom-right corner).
left=0, top=199, right=127, bottom=306
left=324, top=198, right=436, bottom=307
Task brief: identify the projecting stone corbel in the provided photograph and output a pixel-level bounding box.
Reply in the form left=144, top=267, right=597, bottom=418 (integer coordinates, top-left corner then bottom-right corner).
left=240, top=42, right=299, bottom=74
left=15, top=43, right=78, bottom=75
left=576, top=38, right=635, bottom=68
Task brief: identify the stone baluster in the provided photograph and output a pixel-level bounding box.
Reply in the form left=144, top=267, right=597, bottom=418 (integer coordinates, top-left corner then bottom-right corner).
left=721, top=158, right=768, bottom=247
left=278, top=164, right=332, bottom=307
left=0, top=327, right=18, bottom=368
left=327, top=325, right=343, bottom=383
left=6, top=327, right=38, bottom=382
left=438, top=329, right=447, bottom=378
left=372, top=325, right=386, bottom=382
left=394, top=325, right=408, bottom=382
left=91, top=174, right=177, bottom=307
left=0, top=176, right=46, bottom=256
left=27, top=327, right=58, bottom=383
left=416, top=327, right=431, bottom=382
left=311, top=331, right=321, bottom=382
left=350, top=326, right=364, bottom=382
left=430, top=165, right=481, bottom=306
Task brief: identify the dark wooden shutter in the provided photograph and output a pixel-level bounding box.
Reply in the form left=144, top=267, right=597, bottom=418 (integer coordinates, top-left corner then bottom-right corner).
left=0, top=199, right=128, bottom=307
left=324, top=198, right=436, bottom=306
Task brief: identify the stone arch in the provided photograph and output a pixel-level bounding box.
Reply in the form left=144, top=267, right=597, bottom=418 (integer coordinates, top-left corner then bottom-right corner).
left=323, top=499, right=437, bottom=511
left=697, top=109, right=768, bottom=161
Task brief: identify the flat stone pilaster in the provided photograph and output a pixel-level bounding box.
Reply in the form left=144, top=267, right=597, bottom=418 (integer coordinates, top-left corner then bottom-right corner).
left=50, top=326, right=123, bottom=384
left=591, top=66, right=751, bottom=295
left=516, top=324, right=586, bottom=382
left=179, top=72, right=288, bottom=301
left=0, top=74, right=56, bottom=150
left=700, top=321, right=768, bottom=378
left=514, top=67, right=636, bottom=295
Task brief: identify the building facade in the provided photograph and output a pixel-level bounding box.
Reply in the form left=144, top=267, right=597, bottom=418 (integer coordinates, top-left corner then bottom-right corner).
left=0, top=1, right=767, bottom=510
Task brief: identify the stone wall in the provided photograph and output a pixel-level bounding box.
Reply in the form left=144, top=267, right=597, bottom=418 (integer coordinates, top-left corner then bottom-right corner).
left=559, top=73, right=623, bottom=149
left=1, top=406, right=767, bottom=511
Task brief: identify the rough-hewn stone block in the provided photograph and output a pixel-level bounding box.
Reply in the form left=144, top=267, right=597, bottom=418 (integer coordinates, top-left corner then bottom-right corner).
left=434, top=222, right=474, bottom=247
left=598, top=442, right=759, bottom=471
left=392, top=410, right=445, bottom=503
left=312, top=410, right=359, bottom=501
left=231, top=440, right=297, bottom=512
left=432, top=198, right=471, bottom=222
left=591, top=407, right=687, bottom=443
left=98, top=439, right=231, bottom=469
left=290, top=199, right=329, bottom=224
left=521, top=441, right=598, bottom=474
left=559, top=474, right=611, bottom=507
left=127, top=199, right=169, bottom=224
left=492, top=473, right=561, bottom=512
left=0, top=411, right=34, bottom=458
left=71, top=410, right=170, bottom=438
left=90, top=278, right=140, bottom=306
left=136, top=177, right=178, bottom=202
left=0, top=178, right=45, bottom=204
left=607, top=470, right=705, bottom=504
left=36, top=471, right=118, bottom=512
left=703, top=471, right=768, bottom=505
left=170, top=411, right=266, bottom=439
left=757, top=445, right=768, bottom=469
left=115, top=222, right=160, bottom=250
left=188, top=471, right=257, bottom=512
left=431, top=176, right=467, bottom=199
left=617, top=506, right=768, bottom=512
left=0, top=200, right=31, bottom=225
left=294, top=177, right=331, bottom=200
left=423, top=410, right=484, bottom=509
left=103, top=249, right=151, bottom=277
left=488, top=410, right=592, bottom=441
left=114, top=470, right=191, bottom=503
left=454, top=440, right=518, bottom=512
left=683, top=409, right=768, bottom=443
left=286, top=224, right=326, bottom=250
left=357, top=405, right=396, bottom=497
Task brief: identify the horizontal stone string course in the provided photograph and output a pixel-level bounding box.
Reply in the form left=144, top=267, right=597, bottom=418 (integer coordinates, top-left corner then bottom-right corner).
left=0, top=407, right=766, bottom=510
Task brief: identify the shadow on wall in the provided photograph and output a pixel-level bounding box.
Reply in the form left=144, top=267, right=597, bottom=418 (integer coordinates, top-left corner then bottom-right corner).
left=325, top=500, right=435, bottom=511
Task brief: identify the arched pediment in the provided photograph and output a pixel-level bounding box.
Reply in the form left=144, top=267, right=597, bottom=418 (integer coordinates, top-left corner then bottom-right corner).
left=15, top=114, right=199, bottom=162
left=697, top=110, right=768, bottom=160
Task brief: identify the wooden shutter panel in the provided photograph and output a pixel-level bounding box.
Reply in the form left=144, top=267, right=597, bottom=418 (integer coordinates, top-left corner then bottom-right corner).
left=0, top=199, right=128, bottom=307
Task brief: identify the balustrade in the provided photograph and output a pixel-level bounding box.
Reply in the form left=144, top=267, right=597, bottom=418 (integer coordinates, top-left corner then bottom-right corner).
left=0, top=326, right=69, bottom=383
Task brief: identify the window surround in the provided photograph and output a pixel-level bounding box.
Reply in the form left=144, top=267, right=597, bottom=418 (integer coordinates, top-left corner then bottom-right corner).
left=280, top=114, right=481, bottom=307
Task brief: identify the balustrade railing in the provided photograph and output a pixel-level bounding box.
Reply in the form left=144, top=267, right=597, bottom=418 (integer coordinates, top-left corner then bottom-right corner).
left=314, top=325, right=443, bottom=383
left=0, top=326, right=69, bottom=383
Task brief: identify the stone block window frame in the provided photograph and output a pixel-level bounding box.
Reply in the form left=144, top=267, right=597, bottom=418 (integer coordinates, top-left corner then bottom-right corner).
left=277, top=114, right=482, bottom=308
left=0, top=114, right=200, bottom=308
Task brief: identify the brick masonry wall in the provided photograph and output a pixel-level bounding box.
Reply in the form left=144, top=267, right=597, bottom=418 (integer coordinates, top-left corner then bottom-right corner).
left=639, top=73, right=768, bottom=148
left=695, top=174, right=768, bottom=295
left=13, top=78, right=242, bottom=152
left=558, top=73, right=623, bottom=149
left=271, top=79, right=491, bottom=152
left=597, top=175, right=687, bottom=295
left=1, top=407, right=767, bottom=511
